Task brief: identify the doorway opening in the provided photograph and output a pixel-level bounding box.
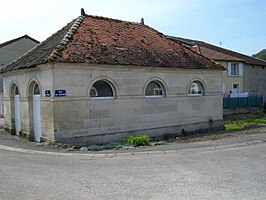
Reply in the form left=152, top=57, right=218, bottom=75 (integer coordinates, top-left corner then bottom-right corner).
left=10, top=83, right=20, bottom=135
left=29, top=81, right=42, bottom=142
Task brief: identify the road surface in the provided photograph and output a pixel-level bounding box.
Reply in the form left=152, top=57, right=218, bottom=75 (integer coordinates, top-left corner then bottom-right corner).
left=0, top=142, right=265, bottom=200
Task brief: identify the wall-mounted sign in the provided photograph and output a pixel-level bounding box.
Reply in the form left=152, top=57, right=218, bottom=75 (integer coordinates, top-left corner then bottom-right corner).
left=55, top=89, right=66, bottom=97
left=45, top=90, right=51, bottom=97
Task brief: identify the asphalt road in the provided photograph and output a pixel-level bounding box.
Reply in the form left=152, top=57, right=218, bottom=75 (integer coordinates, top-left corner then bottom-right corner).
left=0, top=142, right=265, bottom=200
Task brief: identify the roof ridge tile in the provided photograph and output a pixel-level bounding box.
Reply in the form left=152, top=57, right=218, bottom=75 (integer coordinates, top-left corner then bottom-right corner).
left=47, top=15, right=85, bottom=61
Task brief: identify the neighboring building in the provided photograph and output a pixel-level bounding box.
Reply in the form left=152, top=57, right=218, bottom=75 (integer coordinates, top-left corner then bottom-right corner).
left=0, top=11, right=225, bottom=146
left=0, top=35, right=39, bottom=115
left=169, top=37, right=266, bottom=98
left=0, top=35, right=39, bottom=82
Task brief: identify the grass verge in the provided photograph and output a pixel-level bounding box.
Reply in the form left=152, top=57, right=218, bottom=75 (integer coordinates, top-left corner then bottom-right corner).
left=78, top=114, right=266, bottom=152
left=224, top=117, right=266, bottom=131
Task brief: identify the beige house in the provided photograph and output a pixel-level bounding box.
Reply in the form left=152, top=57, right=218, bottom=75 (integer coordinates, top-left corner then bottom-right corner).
left=0, top=11, right=225, bottom=146
left=170, top=37, right=266, bottom=98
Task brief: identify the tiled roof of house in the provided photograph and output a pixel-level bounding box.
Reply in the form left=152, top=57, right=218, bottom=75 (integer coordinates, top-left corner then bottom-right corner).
left=0, top=35, right=39, bottom=49
left=170, top=36, right=266, bottom=66
left=1, top=13, right=225, bottom=74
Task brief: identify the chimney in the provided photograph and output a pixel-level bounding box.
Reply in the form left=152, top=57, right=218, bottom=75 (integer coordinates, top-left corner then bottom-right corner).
left=81, top=8, right=86, bottom=16
left=140, top=18, right=144, bottom=25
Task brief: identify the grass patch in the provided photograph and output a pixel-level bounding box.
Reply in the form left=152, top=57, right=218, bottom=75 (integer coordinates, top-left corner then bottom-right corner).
left=78, top=116, right=266, bottom=152
left=125, top=134, right=150, bottom=147
left=79, top=135, right=152, bottom=152
left=80, top=142, right=124, bottom=151
left=225, top=117, right=266, bottom=131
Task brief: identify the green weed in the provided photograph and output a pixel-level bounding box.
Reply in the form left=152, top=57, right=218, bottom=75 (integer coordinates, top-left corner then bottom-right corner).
left=225, top=117, right=266, bottom=131
left=125, top=134, right=150, bottom=147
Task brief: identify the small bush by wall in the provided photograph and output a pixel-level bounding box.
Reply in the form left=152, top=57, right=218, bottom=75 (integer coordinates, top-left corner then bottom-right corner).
left=125, top=134, right=150, bottom=147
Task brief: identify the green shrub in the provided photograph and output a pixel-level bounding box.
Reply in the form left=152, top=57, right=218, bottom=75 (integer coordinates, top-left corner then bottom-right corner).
left=125, top=134, right=150, bottom=147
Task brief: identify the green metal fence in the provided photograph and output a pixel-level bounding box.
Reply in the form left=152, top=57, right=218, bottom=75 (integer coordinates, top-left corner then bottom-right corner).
left=223, top=96, right=263, bottom=109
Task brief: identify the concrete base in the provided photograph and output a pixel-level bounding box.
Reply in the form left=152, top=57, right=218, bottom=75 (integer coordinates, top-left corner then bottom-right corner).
left=4, top=126, right=14, bottom=135
left=19, top=131, right=32, bottom=140
left=55, top=120, right=224, bottom=147
left=40, top=136, right=55, bottom=144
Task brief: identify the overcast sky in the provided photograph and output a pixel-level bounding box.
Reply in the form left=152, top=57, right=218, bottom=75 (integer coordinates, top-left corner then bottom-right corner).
left=0, top=0, right=265, bottom=56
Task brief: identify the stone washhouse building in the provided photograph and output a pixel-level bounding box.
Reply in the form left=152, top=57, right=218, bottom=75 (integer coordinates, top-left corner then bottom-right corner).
left=0, top=10, right=225, bottom=146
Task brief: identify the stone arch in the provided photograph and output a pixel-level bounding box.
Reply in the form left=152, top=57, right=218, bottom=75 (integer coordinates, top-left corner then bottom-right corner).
left=88, top=77, right=118, bottom=98
left=187, top=78, right=207, bottom=96
left=27, top=78, right=41, bottom=97
left=27, top=79, right=42, bottom=141
left=143, top=77, right=167, bottom=97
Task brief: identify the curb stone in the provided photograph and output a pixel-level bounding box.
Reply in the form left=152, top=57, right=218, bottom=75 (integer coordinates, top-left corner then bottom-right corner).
left=0, top=139, right=265, bottom=159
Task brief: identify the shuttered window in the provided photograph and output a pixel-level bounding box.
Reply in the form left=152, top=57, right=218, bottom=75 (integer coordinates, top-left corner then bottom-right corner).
left=227, top=62, right=243, bottom=76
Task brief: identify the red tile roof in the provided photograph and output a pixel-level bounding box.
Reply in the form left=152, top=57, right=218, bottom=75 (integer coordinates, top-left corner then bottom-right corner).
left=1, top=15, right=224, bottom=74
left=170, top=37, right=266, bottom=66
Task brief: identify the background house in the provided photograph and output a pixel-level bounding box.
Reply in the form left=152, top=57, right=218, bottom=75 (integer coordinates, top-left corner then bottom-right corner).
left=0, top=35, right=39, bottom=115
left=170, top=37, right=266, bottom=99
left=0, top=35, right=39, bottom=72
left=0, top=12, right=225, bottom=146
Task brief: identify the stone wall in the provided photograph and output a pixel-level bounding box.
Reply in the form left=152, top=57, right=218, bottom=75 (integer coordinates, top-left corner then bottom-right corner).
left=3, top=64, right=54, bottom=140
left=3, top=63, right=224, bottom=145
left=52, top=63, right=224, bottom=145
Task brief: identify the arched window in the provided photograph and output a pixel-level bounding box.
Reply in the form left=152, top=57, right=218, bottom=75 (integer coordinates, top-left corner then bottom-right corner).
left=188, top=81, right=205, bottom=95
left=90, top=80, right=114, bottom=98
left=11, top=83, right=19, bottom=96
left=33, top=83, right=40, bottom=95
left=145, top=80, right=165, bottom=97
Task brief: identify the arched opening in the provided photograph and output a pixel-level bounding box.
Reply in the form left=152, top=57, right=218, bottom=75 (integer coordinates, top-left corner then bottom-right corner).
left=89, top=80, right=114, bottom=98
left=28, top=81, right=42, bottom=142
left=188, top=80, right=205, bottom=95
left=10, top=83, right=20, bottom=135
left=145, top=80, right=165, bottom=97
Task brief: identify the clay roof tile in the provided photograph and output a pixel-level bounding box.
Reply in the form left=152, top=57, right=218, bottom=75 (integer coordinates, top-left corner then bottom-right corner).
left=1, top=14, right=224, bottom=74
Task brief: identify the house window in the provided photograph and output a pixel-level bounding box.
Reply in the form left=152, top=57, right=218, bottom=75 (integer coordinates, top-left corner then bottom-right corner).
left=145, top=81, right=165, bottom=97
left=231, top=63, right=239, bottom=76
left=228, top=62, right=243, bottom=76
left=90, top=80, right=114, bottom=98
left=188, top=81, right=205, bottom=95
